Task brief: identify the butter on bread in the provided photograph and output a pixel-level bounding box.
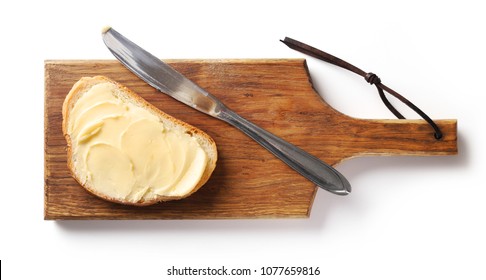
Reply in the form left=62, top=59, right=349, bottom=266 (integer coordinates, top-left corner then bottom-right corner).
left=62, top=76, right=217, bottom=206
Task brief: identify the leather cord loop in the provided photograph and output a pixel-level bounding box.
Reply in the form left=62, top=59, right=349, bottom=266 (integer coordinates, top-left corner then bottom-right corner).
left=281, top=37, right=443, bottom=140
left=364, top=72, right=404, bottom=119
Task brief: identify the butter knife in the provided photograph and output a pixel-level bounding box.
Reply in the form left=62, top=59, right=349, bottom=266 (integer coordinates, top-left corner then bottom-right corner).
left=102, top=27, right=351, bottom=195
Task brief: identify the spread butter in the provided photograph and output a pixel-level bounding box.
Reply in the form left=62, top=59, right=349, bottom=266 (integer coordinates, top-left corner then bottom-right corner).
left=67, top=82, right=208, bottom=202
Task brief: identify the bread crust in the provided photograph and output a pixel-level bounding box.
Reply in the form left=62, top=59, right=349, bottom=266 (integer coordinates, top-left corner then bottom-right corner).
left=62, top=76, right=217, bottom=206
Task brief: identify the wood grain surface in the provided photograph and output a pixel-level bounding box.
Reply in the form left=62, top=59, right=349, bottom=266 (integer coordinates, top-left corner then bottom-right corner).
left=44, top=59, right=457, bottom=219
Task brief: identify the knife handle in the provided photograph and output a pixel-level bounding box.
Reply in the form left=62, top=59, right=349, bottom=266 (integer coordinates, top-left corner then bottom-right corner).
left=218, top=107, right=351, bottom=195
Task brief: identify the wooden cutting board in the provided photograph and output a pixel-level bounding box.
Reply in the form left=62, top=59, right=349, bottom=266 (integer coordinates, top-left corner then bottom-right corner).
left=44, top=59, right=457, bottom=219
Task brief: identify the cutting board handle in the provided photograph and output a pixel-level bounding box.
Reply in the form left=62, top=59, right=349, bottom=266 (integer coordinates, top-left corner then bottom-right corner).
left=306, top=96, right=457, bottom=165
left=339, top=118, right=457, bottom=162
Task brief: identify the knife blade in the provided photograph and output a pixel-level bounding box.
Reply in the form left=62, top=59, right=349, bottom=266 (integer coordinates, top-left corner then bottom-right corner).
left=102, top=27, right=351, bottom=195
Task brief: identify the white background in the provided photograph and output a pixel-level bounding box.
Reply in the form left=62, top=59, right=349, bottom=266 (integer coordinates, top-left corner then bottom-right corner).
left=1, top=0, right=484, bottom=279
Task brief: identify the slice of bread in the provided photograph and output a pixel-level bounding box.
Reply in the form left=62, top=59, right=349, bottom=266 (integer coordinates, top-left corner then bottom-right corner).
left=62, top=76, right=217, bottom=206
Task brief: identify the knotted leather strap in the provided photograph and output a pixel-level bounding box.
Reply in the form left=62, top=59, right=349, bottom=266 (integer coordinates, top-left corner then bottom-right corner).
left=281, top=37, right=442, bottom=140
